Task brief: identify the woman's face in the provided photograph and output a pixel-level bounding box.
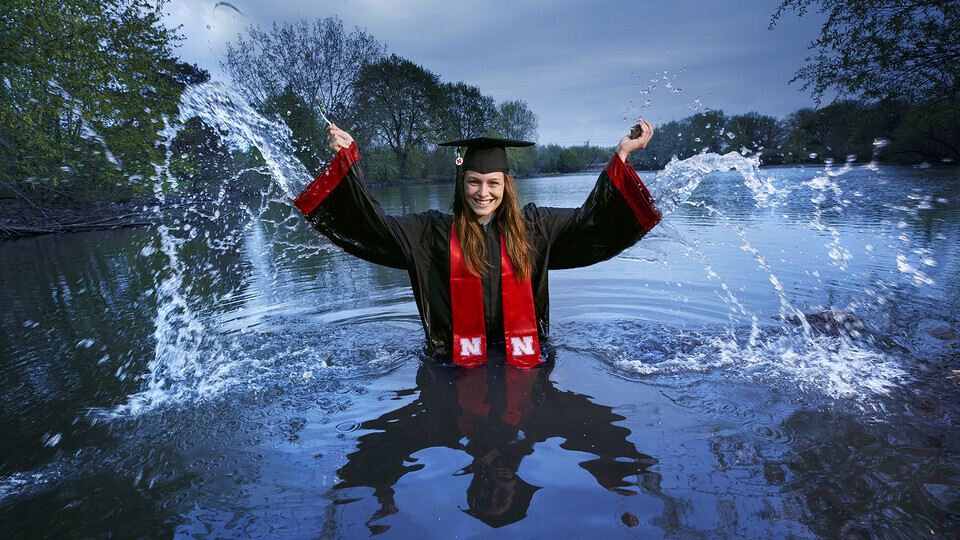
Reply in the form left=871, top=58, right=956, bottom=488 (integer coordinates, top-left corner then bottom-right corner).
left=464, top=170, right=504, bottom=219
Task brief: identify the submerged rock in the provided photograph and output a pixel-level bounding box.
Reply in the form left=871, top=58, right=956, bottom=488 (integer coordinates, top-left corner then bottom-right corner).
left=928, top=327, right=956, bottom=341
left=784, top=310, right=867, bottom=338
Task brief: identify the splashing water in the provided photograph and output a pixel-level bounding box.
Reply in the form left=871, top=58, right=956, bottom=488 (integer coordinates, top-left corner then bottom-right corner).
left=102, top=82, right=427, bottom=417
left=178, top=82, right=315, bottom=197
left=105, top=82, right=929, bottom=416
left=628, top=149, right=911, bottom=399
left=48, top=80, right=122, bottom=169
left=648, top=150, right=792, bottom=217
left=101, top=83, right=317, bottom=416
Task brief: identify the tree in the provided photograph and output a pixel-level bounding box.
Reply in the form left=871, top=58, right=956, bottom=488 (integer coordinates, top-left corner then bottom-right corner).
left=533, top=144, right=563, bottom=174
left=771, top=0, right=960, bottom=104
left=169, top=117, right=232, bottom=193
left=353, top=54, right=444, bottom=179
left=223, top=17, right=385, bottom=132
left=635, top=119, right=685, bottom=169
left=261, top=86, right=327, bottom=173
left=725, top=112, right=786, bottom=155
left=884, top=99, right=958, bottom=163
left=781, top=100, right=902, bottom=163
left=683, top=110, right=729, bottom=154
left=439, top=82, right=496, bottom=140
left=1, top=0, right=191, bottom=199
left=781, top=108, right=819, bottom=162
left=491, top=100, right=539, bottom=142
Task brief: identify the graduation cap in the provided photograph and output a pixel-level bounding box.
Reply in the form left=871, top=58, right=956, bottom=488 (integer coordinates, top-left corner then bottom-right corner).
left=439, top=137, right=534, bottom=174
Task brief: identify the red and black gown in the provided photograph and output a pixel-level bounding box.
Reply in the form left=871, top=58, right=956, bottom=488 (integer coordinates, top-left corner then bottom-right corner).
left=294, top=142, right=660, bottom=361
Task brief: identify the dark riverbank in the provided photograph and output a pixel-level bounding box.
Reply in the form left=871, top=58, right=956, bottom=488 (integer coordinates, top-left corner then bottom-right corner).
left=0, top=197, right=162, bottom=242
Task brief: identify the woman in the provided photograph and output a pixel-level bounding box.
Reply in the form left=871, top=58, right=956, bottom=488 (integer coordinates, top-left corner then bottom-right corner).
left=294, top=121, right=658, bottom=368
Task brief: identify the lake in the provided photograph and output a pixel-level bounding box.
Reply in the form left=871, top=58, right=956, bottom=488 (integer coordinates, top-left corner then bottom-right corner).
left=2, top=162, right=959, bottom=538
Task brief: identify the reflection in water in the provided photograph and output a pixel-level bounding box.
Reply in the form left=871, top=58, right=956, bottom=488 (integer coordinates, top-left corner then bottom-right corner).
left=333, top=355, right=658, bottom=531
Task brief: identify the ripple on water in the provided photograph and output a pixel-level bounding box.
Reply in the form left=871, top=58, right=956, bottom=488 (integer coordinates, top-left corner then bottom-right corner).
left=335, top=421, right=362, bottom=433
left=560, top=319, right=908, bottom=402
left=749, top=422, right=796, bottom=446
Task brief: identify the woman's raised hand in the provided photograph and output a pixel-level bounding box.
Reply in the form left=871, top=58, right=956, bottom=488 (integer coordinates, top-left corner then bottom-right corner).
left=327, top=124, right=354, bottom=153
left=615, top=119, right=654, bottom=162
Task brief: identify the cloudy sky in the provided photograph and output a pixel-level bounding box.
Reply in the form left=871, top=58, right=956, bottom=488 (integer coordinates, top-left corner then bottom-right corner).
left=165, top=0, right=828, bottom=146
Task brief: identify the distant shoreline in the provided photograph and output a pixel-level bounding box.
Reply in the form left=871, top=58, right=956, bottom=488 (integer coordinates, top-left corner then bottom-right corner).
left=3, top=161, right=950, bottom=241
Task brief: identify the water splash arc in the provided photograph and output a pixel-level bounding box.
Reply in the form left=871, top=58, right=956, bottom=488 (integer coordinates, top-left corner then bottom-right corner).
left=107, top=82, right=928, bottom=417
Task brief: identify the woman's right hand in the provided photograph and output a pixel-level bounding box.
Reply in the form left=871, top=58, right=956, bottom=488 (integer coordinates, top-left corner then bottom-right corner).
left=327, top=124, right=354, bottom=153
left=615, top=120, right=654, bottom=163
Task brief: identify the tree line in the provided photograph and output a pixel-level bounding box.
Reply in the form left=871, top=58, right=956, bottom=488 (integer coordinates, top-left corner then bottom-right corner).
left=1, top=0, right=210, bottom=201
left=456, top=95, right=959, bottom=178
left=1, top=0, right=957, bottom=204
left=769, top=0, right=959, bottom=166
left=221, top=17, right=538, bottom=185
left=627, top=99, right=958, bottom=170
left=218, top=9, right=959, bottom=186
left=175, top=0, right=960, bottom=187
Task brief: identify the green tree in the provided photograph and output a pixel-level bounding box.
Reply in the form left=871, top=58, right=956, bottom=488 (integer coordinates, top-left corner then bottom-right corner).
left=636, top=119, right=685, bottom=169
left=1, top=0, right=191, bottom=200
left=683, top=110, right=729, bottom=154
left=533, top=144, right=564, bottom=174
left=491, top=99, right=539, bottom=142
left=261, top=86, right=328, bottom=173
left=439, top=82, right=496, bottom=140
left=169, top=117, right=232, bottom=194
left=884, top=99, right=958, bottom=163
left=781, top=100, right=904, bottom=163
left=772, top=0, right=960, bottom=103
left=725, top=112, right=786, bottom=159
left=223, top=17, right=384, bottom=137
left=556, top=143, right=605, bottom=173
left=354, top=54, right=444, bottom=179
left=772, top=0, right=960, bottom=165
left=781, top=108, right=819, bottom=163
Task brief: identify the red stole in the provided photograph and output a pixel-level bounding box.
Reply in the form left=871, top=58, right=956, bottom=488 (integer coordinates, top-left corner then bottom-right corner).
left=450, top=224, right=543, bottom=369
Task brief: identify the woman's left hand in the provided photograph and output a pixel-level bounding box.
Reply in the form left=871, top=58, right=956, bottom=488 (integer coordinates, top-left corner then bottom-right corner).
left=327, top=124, right=354, bottom=153
left=615, top=120, right=654, bottom=162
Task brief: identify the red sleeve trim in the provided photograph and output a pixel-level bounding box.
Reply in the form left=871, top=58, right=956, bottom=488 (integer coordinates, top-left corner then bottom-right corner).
left=605, top=154, right=661, bottom=231
left=293, top=142, right=360, bottom=215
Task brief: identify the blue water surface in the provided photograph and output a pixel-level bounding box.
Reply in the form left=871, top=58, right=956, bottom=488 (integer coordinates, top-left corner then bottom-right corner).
left=1, top=163, right=959, bottom=538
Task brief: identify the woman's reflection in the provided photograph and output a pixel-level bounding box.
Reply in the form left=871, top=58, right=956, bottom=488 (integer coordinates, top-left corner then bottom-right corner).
left=332, top=357, right=658, bottom=531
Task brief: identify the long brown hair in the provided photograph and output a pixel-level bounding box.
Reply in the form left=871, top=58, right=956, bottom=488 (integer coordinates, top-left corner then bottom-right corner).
left=451, top=169, right=531, bottom=281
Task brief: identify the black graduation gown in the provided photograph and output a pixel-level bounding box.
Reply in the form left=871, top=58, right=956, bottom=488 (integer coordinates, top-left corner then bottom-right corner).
left=295, top=143, right=660, bottom=360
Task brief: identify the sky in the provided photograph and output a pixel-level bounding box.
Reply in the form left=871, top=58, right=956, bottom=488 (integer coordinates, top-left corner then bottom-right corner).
left=164, top=0, right=828, bottom=146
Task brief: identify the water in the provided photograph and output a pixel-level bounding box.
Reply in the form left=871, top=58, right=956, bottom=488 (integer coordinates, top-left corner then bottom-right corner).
left=2, top=87, right=960, bottom=537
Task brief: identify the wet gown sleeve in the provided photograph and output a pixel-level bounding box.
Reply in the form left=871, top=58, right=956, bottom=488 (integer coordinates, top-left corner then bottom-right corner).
left=292, top=142, right=426, bottom=269
left=527, top=153, right=662, bottom=270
